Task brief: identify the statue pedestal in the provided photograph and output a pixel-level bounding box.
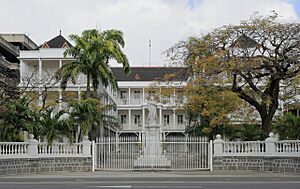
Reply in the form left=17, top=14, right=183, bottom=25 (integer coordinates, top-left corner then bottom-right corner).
left=134, top=125, right=171, bottom=168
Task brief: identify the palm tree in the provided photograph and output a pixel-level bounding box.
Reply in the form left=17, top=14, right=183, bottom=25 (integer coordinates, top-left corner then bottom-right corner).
left=274, top=113, right=300, bottom=140
left=28, top=108, right=74, bottom=145
left=68, top=98, right=117, bottom=140
left=56, top=29, right=130, bottom=98
left=238, top=124, right=264, bottom=141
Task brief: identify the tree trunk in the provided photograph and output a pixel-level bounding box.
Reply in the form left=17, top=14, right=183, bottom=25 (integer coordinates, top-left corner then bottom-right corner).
left=259, top=111, right=273, bottom=134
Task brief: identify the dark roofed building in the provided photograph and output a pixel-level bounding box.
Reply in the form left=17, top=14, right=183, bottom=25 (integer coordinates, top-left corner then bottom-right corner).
left=231, top=34, right=258, bottom=49
left=111, top=67, right=189, bottom=82
left=40, top=32, right=72, bottom=49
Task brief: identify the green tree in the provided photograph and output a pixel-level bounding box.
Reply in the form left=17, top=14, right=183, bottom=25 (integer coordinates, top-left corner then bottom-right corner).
left=168, top=13, right=300, bottom=133
left=185, top=76, right=242, bottom=139
left=274, top=113, right=300, bottom=140
left=237, top=124, right=264, bottom=141
left=56, top=29, right=130, bottom=98
left=0, top=97, right=35, bottom=141
left=68, top=98, right=116, bottom=140
left=26, top=108, right=73, bottom=145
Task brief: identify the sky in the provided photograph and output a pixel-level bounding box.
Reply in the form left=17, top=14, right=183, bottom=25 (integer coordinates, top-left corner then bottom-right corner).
left=0, top=0, right=299, bottom=67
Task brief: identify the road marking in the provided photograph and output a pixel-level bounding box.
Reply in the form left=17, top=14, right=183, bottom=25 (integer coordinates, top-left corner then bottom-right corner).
left=87, top=186, right=203, bottom=188
left=87, top=186, right=132, bottom=188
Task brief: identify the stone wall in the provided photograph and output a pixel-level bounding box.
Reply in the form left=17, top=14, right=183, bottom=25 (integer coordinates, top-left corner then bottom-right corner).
left=213, top=156, right=300, bottom=174
left=0, top=157, right=92, bottom=176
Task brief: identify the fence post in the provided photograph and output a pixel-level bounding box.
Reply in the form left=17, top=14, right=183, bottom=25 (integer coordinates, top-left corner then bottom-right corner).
left=213, top=134, right=223, bottom=156
left=82, top=136, right=92, bottom=156
left=209, top=140, right=213, bottom=171
left=265, top=132, right=276, bottom=155
left=27, top=134, right=38, bottom=156
left=92, top=140, right=95, bottom=172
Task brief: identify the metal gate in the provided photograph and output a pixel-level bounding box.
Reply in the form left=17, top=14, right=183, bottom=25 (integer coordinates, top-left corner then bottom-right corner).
left=93, top=136, right=212, bottom=171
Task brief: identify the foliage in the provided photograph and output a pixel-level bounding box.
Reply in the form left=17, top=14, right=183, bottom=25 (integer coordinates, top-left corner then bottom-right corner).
left=274, top=113, right=300, bottom=140
left=0, top=97, right=74, bottom=143
left=0, top=97, right=36, bottom=141
left=56, top=29, right=130, bottom=98
left=168, top=12, right=300, bottom=133
left=237, top=124, right=264, bottom=141
left=185, top=76, right=243, bottom=139
left=27, top=108, right=74, bottom=145
left=68, top=98, right=117, bottom=140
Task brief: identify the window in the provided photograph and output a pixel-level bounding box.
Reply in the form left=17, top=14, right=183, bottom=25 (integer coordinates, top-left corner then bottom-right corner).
left=133, top=91, right=141, bottom=99
left=120, top=114, right=127, bottom=124
left=134, top=115, right=141, bottom=126
left=177, top=115, right=183, bottom=125
left=120, top=91, right=127, bottom=99
left=163, top=115, right=170, bottom=125
left=148, top=90, right=155, bottom=98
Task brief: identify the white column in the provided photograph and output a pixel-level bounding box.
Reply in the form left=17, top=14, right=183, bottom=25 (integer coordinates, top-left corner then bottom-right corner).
left=128, top=87, right=131, bottom=105
left=58, top=90, right=62, bottom=110
left=159, top=87, right=162, bottom=103
left=173, top=88, right=176, bottom=105
left=159, top=107, right=162, bottom=127
left=129, top=109, right=132, bottom=129
left=59, top=59, right=62, bottom=68
left=38, top=58, right=42, bottom=81
left=173, top=109, right=176, bottom=129
left=38, top=89, right=42, bottom=107
left=20, top=60, right=23, bottom=84
left=142, top=107, right=145, bottom=129
left=142, top=88, right=145, bottom=104
left=78, top=87, right=81, bottom=101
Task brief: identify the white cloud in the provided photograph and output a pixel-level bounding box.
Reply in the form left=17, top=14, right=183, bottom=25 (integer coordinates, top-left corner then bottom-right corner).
left=0, top=0, right=298, bottom=66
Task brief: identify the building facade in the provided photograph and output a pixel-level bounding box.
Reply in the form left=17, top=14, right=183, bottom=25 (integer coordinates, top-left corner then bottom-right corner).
left=0, top=34, right=37, bottom=99
left=111, top=67, right=189, bottom=140
left=18, top=34, right=190, bottom=140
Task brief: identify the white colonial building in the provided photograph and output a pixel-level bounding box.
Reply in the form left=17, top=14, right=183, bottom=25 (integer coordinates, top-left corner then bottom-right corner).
left=18, top=34, right=189, bottom=140
left=111, top=67, right=188, bottom=140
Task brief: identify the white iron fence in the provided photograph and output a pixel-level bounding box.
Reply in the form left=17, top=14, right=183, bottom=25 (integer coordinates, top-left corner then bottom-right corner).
left=94, top=136, right=212, bottom=171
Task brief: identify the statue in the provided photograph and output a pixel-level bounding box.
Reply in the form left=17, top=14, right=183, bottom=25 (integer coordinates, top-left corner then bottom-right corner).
left=146, top=96, right=157, bottom=125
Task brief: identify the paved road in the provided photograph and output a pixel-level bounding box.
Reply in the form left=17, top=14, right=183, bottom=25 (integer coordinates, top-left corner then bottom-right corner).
left=0, top=171, right=299, bottom=189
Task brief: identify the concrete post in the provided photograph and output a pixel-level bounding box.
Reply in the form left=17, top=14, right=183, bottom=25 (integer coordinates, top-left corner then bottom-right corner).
left=82, top=136, right=92, bottom=156
left=27, top=134, right=38, bottom=156
left=213, top=134, right=223, bottom=156
left=265, top=132, right=276, bottom=155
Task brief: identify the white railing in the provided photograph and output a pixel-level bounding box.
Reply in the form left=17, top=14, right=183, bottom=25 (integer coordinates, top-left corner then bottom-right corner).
left=0, top=142, right=28, bottom=157
left=38, top=142, right=83, bottom=156
left=0, top=135, right=91, bottom=159
left=275, top=140, right=300, bottom=155
left=214, top=133, right=300, bottom=157
left=222, top=141, right=266, bottom=155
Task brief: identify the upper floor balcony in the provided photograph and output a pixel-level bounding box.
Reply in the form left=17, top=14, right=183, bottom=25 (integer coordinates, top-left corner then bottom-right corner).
left=116, top=96, right=186, bottom=106
left=119, top=123, right=186, bottom=131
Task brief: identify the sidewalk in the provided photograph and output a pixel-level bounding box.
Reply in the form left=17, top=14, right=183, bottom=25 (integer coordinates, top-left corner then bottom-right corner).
left=2, top=170, right=300, bottom=179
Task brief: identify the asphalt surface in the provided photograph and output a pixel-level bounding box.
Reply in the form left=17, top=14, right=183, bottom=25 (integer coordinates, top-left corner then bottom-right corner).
left=0, top=171, right=299, bottom=189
